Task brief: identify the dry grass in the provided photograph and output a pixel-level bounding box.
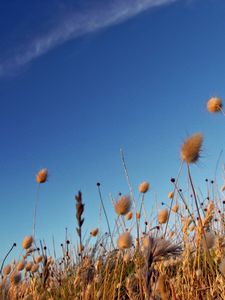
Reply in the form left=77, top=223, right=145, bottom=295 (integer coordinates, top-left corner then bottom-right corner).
left=0, top=99, right=224, bottom=300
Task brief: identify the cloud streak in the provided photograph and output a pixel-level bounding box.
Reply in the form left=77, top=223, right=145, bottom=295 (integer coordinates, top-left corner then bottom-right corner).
left=0, top=0, right=177, bottom=77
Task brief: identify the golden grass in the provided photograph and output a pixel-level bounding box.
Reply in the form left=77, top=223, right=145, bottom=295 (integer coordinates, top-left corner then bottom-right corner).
left=0, top=99, right=224, bottom=300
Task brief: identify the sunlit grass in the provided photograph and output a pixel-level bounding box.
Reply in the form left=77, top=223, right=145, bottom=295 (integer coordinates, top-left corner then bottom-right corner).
left=0, top=98, right=224, bottom=300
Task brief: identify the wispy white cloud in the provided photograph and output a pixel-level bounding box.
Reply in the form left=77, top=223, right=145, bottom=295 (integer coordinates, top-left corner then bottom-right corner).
left=0, top=0, right=177, bottom=77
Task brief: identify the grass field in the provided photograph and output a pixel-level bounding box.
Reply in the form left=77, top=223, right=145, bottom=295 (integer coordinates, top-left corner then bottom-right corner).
left=0, top=97, right=224, bottom=299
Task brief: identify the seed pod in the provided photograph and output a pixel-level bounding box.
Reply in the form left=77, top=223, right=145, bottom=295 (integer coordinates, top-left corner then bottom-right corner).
left=117, top=232, right=132, bottom=249
left=22, top=236, right=33, bottom=250
left=126, top=211, right=133, bottom=220
left=158, top=209, right=168, bottom=224
left=3, top=264, right=11, bottom=276
left=115, top=195, right=131, bottom=215
left=16, top=260, right=26, bottom=271
left=207, top=97, right=222, bottom=113
left=139, top=182, right=149, bottom=193
left=36, top=168, right=48, bottom=183
left=180, top=133, right=203, bottom=164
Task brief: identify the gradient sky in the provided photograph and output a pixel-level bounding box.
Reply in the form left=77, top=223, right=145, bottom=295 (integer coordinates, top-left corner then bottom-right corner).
left=0, top=0, right=225, bottom=260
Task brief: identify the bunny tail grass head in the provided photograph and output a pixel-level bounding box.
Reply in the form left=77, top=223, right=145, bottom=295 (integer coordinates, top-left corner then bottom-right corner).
left=36, top=168, right=48, bottom=183
left=168, top=191, right=174, bottom=199
left=10, top=272, right=21, bottom=285
left=180, top=133, right=203, bottom=164
left=3, top=264, right=11, bottom=276
left=16, top=260, right=26, bottom=271
left=139, top=181, right=150, bottom=193
left=90, top=228, right=99, bottom=237
left=207, top=97, right=223, bottom=113
left=117, top=232, right=133, bottom=249
left=115, top=195, right=131, bottom=215
left=22, top=236, right=33, bottom=250
left=158, top=209, right=169, bottom=224
left=172, top=204, right=179, bottom=213
left=25, top=262, right=33, bottom=272
left=126, top=211, right=133, bottom=220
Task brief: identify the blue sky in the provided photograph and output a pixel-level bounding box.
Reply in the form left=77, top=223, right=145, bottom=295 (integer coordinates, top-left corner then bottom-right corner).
left=0, top=0, right=225, bottom=260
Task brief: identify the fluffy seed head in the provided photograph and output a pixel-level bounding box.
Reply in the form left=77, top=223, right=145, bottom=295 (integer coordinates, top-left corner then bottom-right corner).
left=139, top=181, right=149, bottom=193
left=117, top=232, right=133, bottom=249
left=180, top=133, right=203, bottom=164
left=16, top=260, right=26, bottom=271
left=207, top=97, right=222, bottom=113
left=3, top=264, right=11, bottom=276
left=36, top=168, right=48, bottom=183
left=115, top=195, right=131, bottom=215
left=34, top=255, right=42, bottom=264
left=31, top=264, right=39, bottom=273
left=90, top=228, right=99, bottom=237
left=126, top=211, right=133, bottom=220
left=10, top=272, right=21, bottom=285
left=22, top=236, right=33, bottom=249
left=25, top=262, right=33, bottom=272
left=136, top=211, right=141, bottom=219
left=158, top=209, right=168, bottom=224
left=168, top=192, right=174, bottom=199
left=172, top=204, right=179, bottom=213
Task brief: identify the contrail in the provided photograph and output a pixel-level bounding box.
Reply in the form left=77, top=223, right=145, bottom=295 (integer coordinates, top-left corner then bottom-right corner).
left=0, top=0, right=177, bottom=77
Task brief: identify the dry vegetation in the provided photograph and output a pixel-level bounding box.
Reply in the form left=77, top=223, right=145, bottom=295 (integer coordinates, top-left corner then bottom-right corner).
left=0, top=97, right=225, bottom=299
